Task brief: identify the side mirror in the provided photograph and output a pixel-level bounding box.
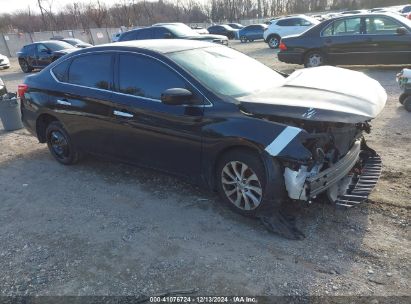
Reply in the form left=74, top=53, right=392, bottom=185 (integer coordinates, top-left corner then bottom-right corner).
left=397, top=27, right=407, bottom=35
left=41, top=49, right=50, bottom=54
left=164, top=33, right=173, bottom=39
left=161, top=88, right=193, bottom=106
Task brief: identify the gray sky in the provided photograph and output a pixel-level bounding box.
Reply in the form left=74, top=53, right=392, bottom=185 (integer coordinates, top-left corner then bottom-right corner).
left=0, top=0, right=122, bottom=14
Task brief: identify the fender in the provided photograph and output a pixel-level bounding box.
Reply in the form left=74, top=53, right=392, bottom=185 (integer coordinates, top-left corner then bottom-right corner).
left=201, top=115, right=312, bottom=190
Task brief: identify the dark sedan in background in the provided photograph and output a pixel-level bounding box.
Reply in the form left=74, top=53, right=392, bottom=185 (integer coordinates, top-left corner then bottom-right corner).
left=119, top=23, right=228, bottom=45
left=17, top=41, right=77, bottom=73
left=278, top=13, right=411, bottom=67
left=207, top=24, right=237, bottom=39
left=238, top=24, right=268, bottom=42
left=51, top=37, right=93, bottom=48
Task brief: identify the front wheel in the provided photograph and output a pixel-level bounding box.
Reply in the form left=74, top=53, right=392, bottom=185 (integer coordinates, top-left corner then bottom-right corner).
left=216, top=149, right=285, bottom=216
left=399, top=93, right=408, bottom=105
left=46, top=121, right=81, bottom=165
left=240, top=36, right=247, bottom=43
left=403, top=96, right=411, bottom=112
left=304, top=51, right=325, bottom=68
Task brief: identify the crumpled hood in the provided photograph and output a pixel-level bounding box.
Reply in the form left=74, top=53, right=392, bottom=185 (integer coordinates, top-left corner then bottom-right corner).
left=239, top=66, right=387, bottom=123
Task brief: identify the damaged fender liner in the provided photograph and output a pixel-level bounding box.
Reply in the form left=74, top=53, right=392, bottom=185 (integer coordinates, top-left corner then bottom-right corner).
left=307, top=140, right=362, bottom=198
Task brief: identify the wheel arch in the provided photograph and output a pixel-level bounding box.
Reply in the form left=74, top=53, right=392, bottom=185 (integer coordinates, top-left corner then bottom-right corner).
left=209, top=142, right=288, bottom=210
left=207, top=141, right=283, bottom=194
left=35, top=113, right=59, bottom=143
left=266, top=33, right=281, bottom=41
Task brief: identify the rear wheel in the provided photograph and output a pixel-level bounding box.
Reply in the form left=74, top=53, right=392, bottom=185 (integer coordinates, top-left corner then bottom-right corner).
left=304, top=51, right=325, bottom=68
left=216, top=149, right=285, bottom=217
left=20, top=59, right=33, bottom=73
left=267, top=35, right=280, bottom=49
left=46, top=121, right=81, bottom=165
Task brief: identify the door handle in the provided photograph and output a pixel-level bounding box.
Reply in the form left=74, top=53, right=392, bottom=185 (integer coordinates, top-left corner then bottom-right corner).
left=113, top=110, right=134, bottom=118
left=57, top=99, right=71, bottom=106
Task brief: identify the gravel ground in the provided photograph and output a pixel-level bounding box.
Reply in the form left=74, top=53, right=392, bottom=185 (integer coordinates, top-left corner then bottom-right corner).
left=0, top=41, right=409, bottom=297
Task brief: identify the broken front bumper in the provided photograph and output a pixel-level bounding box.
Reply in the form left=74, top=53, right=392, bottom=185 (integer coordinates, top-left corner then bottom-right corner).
left=286, top=139, right=382, bottom=207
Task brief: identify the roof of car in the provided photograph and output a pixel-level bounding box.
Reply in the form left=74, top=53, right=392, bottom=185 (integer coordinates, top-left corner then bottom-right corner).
left=93, top=39, right=218, bottom=54
left=328, top=11, right=406, bottom=20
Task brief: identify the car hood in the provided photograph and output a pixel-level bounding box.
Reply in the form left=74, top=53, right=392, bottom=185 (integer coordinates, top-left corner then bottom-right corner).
left=238, top=66, right=387, bottom=124
left=186, top=34, right=227, bottom=41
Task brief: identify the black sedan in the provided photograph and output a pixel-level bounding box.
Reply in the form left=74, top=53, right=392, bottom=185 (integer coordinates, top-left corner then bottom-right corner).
left=19, top=40, right=385, bottom=237
left=17, top=41, right=77, bottom=73
left=278, top=13, right=411, bottom=67
left=119, top=24, right=228, bottom=45
left=52, top=38, right=93, bottom=48
left=207, top=24, right=237, bottom=39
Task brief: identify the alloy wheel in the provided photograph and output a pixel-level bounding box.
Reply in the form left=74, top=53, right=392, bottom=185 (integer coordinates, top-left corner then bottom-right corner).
left=307, top=53, right=323, bottom=67
left=221, top=161, right=263, bottom=211
left=269, top=37, right=279, bottom=48
left=50, top=130, right=69, bottom=160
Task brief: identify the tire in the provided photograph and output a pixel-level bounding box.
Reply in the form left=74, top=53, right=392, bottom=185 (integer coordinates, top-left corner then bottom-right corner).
left=403, top=96, right=411, bottom=112
left=304, top=51, right=326, bottom=68
left=20, top=59, right=33, bottom=73
left=399, top=93, right=408, bottom=105
left=216, top=149, right=286, bottom=217
left=267, top=35, right=280, bottom=49
left=240, top=36, right=247, bottom=43
left=46, top=121, right=80, bottom=165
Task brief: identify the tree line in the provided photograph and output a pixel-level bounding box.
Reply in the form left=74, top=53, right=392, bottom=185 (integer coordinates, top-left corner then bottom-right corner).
left=0, top=0, right=407, bottom=33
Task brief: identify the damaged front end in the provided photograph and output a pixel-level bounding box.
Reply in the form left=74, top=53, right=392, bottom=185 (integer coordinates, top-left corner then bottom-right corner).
left=279, top=121, right=382, bottom=207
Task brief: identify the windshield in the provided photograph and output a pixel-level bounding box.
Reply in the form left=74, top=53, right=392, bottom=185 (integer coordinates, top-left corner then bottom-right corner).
left=168, top=46, right=284, bottom=98
left=45, top=41, right=74, bottom=51
left=166, top=24, right=199, bottom=37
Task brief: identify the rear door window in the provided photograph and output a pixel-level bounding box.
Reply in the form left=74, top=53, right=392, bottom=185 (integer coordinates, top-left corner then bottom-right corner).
left=365, top=16, right=404, bottom=35
left=23, top=44, right=36, bottom=54
left=118, top=54, right=188, bottom=101
left=277, top=18, right=299, bottom=26
left=68, top=54, right=112, bottom=90
left=323, top=17, right=363, bottom=36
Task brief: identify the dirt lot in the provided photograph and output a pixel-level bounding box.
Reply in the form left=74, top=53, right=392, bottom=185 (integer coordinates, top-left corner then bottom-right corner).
left=0, top=41, right=410, bottom=297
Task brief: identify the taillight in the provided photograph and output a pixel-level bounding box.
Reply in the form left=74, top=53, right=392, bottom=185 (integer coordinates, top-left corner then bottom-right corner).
left=18, top=84, right=28, bottom=98
left=279, top=41, right=288, bottom=51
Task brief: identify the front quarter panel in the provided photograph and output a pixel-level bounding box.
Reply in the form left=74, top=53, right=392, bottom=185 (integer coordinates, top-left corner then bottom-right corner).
left=201, top=102, right=312, bottom=187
